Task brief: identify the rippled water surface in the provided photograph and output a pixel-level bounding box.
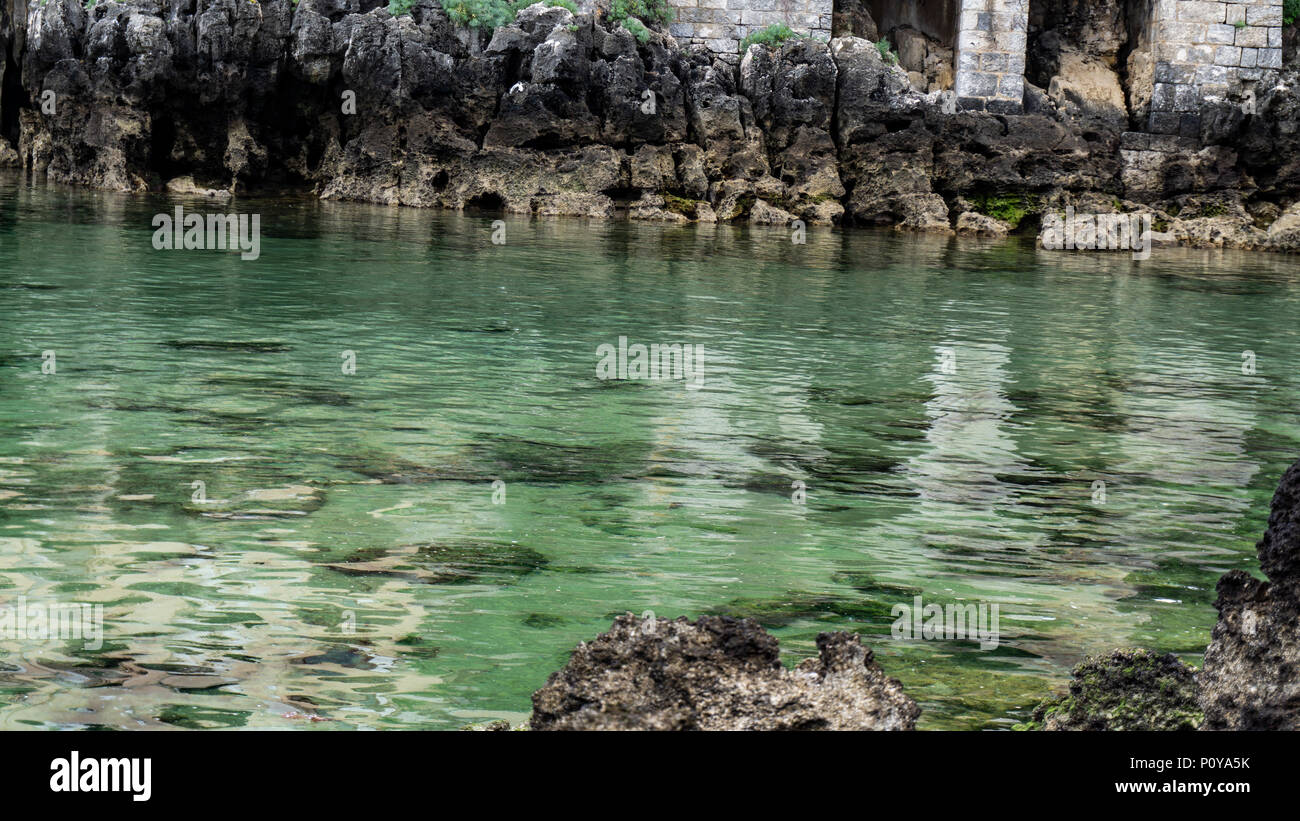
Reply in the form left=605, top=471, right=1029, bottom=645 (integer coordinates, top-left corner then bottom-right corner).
left=1, top=178, right=1298, bottom=729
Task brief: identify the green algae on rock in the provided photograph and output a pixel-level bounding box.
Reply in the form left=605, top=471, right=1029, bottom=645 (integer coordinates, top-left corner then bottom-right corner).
left=1022, top=649, right=1202, bottom=731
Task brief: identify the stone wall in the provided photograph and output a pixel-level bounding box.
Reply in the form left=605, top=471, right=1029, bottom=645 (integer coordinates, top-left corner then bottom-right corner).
left=1149, top=0, right=1285, bottom=135
left=666, top=0, right=834, bottom=58
left=664, top=0, right=1289, bottom=125
left=954, top=0, right=1029, bottom=112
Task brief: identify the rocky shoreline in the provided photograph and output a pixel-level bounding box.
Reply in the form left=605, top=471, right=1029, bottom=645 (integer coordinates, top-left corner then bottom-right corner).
left=1036, top=457, right=1300, bottom=732
left=1, top=0, right=1298, bottom=252
left=479, top=457, right=1298, bottom=730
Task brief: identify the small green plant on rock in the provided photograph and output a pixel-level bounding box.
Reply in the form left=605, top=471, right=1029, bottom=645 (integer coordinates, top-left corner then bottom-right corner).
left=740, top=24, right=802, bottom=52
left=620, top=16, right=649, bottom=43
left=970, top=193, right=1037, bottom=229
left=440, top=0, right=516, bottom=27
left=875, top=37, right=898, bottom=65
left=609, top=0, right=673, bottom=44
left=1285, top=0, right=1298, bottom=26
left=540, top=0, right=578, bottom=13
left=404, top=0, right=577, bottom=24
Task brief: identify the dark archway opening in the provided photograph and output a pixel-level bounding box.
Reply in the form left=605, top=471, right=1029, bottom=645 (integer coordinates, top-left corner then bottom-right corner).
left=866, top=0, right=958, bottom=46
left=466, top=192, right=506, bottom=212
left=863, top=0, right=959, bottom=92
left=148, top=111, right=183, bottom=180
left=1026, top=0, right=1152, bottom=129
left=1, top=50, right=28, bottom=149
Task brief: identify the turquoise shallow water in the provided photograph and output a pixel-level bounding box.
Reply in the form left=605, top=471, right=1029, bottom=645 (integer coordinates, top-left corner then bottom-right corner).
left=1, top=176, right=1298, bottom=729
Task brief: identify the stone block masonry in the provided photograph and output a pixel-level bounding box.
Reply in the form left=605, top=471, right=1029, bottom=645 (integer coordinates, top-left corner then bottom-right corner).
left=1119, top=131, right=1199, bottom=198
left=1149, top=0, right=1285, bottom=135
left=666, top=0, right=834, bottom=58
left=662, top=0, right=1285, bottom=129
left=954, top=0, right=1028, bottom=113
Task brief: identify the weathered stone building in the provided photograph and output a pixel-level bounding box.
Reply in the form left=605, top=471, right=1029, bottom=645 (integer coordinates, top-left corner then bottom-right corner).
left=1147, top=0, right=1285, bottom=134
left=666, top=0, right=1285, bottom=123
left=666, top=0, right=835, bottom=56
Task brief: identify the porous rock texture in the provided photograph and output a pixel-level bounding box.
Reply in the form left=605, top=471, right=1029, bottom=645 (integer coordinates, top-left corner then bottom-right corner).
left=529, top=613, right=919, bottom=730
left=1, top=1, right=1298, bottom=249
left=1029, top=649, right=1202, bottom=731
left=1199, top=458, right=1300, bottom=730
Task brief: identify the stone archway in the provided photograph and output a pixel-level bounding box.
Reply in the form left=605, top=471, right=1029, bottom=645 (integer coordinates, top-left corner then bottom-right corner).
left=865, top=0, right=959, bottom=92
left=867, top=0, right=959, bottom=45
left=863, top=0, right=1029, bottom=111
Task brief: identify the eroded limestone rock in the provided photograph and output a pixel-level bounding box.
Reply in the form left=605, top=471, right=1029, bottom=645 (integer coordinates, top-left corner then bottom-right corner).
left=530, top=613, right=919, bottom=731
left=1200, top=458, right=1300, bottom=730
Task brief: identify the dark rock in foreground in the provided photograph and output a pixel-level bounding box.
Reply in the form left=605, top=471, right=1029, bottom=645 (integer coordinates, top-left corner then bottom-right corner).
left=1027, top=649, right=1202, bottom=731
left=1199, top=459, right=1300, bottom=730
left=530, top=613, right=918, bottom=730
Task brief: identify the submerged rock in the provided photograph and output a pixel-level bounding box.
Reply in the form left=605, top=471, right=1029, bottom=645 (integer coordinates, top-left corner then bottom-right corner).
left=1017, top=458, right=1300, bottom=731
left=188, top=483, right=325, bottom=519
left=163, top=339, right=293, bottom=353
left=1027, top=649, right=1202, bottom=731
left=324, top=540, right=548, bottom=585
left=1199, top=458, right=1300, bottom=730
left=530, top=613, right=918, bottom=731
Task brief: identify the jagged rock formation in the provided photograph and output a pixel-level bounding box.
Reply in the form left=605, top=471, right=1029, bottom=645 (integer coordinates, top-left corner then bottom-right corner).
left=0, top=1, right=1298, bottom=250
left=1028, top=649, right=1203, bottom=731
left=530, top=613, right=919, bottom=730
left=1199, top=458, right=1300, bottom=730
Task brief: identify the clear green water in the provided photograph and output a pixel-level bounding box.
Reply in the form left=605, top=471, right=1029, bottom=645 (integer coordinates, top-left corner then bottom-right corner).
left=1, top=177, right=1298, bottom=730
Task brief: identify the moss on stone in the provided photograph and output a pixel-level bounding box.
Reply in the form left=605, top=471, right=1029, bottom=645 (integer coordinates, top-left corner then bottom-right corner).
left=970, top=193, right=1037, bottom=229
left=1027, top=648, right=1202, bottom=731
left=741, top=24, right=803, bottom=53
left=662, top=192, right=699, bottom=218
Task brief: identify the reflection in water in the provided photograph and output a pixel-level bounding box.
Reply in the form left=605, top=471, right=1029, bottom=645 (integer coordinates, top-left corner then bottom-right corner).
left=1, top=176, right=1298, bottom=729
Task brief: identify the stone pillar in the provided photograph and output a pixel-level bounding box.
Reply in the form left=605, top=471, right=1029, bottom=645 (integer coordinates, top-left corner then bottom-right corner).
left=1149, top=0, right=1285, bottom=136
left=954, top=0, right=1028, bottom=113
